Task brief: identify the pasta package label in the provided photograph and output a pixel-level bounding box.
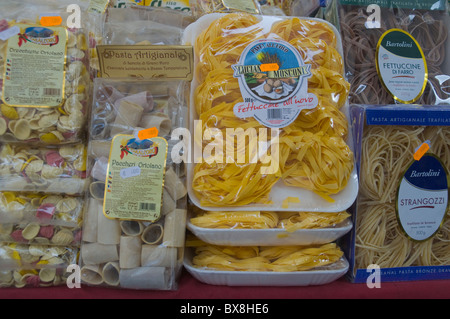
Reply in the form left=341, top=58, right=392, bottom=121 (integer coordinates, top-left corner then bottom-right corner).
left=1, top=24, right=67, bottom=108
left=103, top=135, right=168, bottom=222
left=232, top=39, right=318, bottom=129
left=340, top=0, right=448, bottom=10
left=376, top=29, right=428, bottom=104
left=96, top=45, right=194, bottom=80
left=396, top=154, right=449, bottom=242
left=112, top=0, right=191, bottom=11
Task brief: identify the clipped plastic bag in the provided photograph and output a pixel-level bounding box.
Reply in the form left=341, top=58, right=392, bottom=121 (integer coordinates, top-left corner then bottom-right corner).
left=0, top=143, right=88, bottom=195
left=80, top=79, right=188, bottom=290
left=0, top=0, right=91, bottom=144
left=335, top=1, right=450, bottom=105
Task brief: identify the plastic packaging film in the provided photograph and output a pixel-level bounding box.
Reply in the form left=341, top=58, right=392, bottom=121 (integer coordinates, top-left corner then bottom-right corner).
left=88, top=6, right=194, bottom=77
left=190, top=0, right=262, bottom=18
left=0, top=192, right=84, bottom=247
left=335, top=1, right=450, bottom=105
left=80, top=79, right=188, bottom=290
left=0, top=0, right=91, bottom=145
left=0, top=242, right=78, bottom=287
left=186, top=13, right=355, bottom=209
left=351, top=105, right=450, bottom=271
left=0, top=143, right=88, bottom=194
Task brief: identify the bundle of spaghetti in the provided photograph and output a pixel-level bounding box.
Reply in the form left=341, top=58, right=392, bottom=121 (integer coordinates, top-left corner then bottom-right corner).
left=269, top=17, right=337, bottom=48
left=423, top=126, right=450, bottom=168
left=356, top=124, right=450, bottom=269
left=278, top=211, right=351, bottom=232
left=190, top=211, right=279, bottom=229
left=359, top=126, right=424, bottom=203
left=338, top=5, right=449, bottom=104
left=278, top=130, right=354, bottom=202
left=192, top=13, right=353, bottom=206
left=188, top=239, right=344, bottom=272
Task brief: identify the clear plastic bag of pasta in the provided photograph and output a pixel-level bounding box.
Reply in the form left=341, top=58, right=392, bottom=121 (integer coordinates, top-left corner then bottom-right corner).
left=80, top=78, right=188, bottom=290
left=0, top=242, right=78, bottom=288
left=348, top=104, right=450, bottom=283
left=190, top=0, right=262, bottom=18
left=0, top=143, right=88, bottom=195
left=183, top=13, right=358, bottom=211
left=0, top=266, right=74, bottom=288
left=0, top=0, right=91, bottom=145
left=0, top=192, right=84, bottom=226
left=334, top=1, right=450, bottom=105
left=102, top=6, right=193, bottom=46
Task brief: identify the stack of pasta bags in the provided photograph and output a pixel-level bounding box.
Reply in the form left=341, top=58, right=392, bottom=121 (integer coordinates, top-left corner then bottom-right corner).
left=78, top=7, right=190, bottom=290
left=0, top=0, right=91, bottom=288
left=333, top=1, right=450, bottom=281
left=185, top=12, right=357, bottom=285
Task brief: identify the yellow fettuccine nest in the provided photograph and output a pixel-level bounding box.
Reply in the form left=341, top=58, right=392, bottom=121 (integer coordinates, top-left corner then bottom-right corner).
left=190, top=210, right=350, bottom=230
left=187, top=237, right=344, bottom=272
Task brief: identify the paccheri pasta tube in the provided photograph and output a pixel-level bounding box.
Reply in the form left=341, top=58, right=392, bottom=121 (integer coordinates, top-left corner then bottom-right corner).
left=348, top=105, right=450, bottom=282
left=186, top=235, right=345, bottom=272
left=335, top=1, right=450, bottom=105
left=80, top=79, right=188, bottom=290
left=0, top=0, right=91, bottom=145
left=189, top=13, right=354, bottom=207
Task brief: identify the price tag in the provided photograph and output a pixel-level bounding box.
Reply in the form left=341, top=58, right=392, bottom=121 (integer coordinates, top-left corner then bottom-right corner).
left=120, top=166, right=141, bottom=179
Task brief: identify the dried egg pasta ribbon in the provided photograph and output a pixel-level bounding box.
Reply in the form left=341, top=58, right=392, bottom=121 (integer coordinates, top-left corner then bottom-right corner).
left=189, top=240, right=343, bottom=272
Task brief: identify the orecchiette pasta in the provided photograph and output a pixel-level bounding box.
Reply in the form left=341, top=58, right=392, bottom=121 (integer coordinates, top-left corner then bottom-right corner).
left=0, top=144, right=88, bottom=194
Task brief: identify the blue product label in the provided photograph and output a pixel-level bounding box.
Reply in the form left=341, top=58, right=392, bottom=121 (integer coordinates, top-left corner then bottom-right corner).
left=366, top=108, right=450, bottom=126
left=397, top=154, right=449, bottom=242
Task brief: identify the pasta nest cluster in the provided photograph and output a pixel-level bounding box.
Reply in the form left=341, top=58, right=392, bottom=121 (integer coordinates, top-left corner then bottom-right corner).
left=192, top=13, right=354, bottom=206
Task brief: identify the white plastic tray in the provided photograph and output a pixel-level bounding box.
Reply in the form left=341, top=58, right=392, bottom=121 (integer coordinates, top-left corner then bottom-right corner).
left=183, top=13, right=359, bottom=213
left=187, top=217, right=353, bottom=246
left=184, top=248, right=349, bottom=287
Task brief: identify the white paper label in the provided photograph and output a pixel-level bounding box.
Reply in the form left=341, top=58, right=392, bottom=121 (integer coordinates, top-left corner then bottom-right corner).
left=232, top=39, right=318, bottom=129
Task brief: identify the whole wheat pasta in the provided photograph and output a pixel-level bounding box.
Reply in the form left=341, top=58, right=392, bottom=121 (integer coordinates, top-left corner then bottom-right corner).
left=338, top=5, right=449, bottom=105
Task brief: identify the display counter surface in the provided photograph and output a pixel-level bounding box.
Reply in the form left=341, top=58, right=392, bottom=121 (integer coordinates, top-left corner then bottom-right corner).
left=1, top=270, right=449, bottom=299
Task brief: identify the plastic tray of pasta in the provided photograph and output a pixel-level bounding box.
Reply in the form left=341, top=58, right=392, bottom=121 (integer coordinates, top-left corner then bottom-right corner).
left=183, top=235, right=349, bottom=286
left=187, top=208, right=353, bottom=246
left=183, top=13, right=358, bottom=212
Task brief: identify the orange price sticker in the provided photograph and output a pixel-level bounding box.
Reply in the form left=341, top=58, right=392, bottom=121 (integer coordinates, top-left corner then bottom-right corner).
left=414, top=141, right=430, bottom=161
left=40, top=16, right=63, bottom=27
left=137, top=127, right=159, bottom=140
left=260, top=63, right=280, bottom=72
